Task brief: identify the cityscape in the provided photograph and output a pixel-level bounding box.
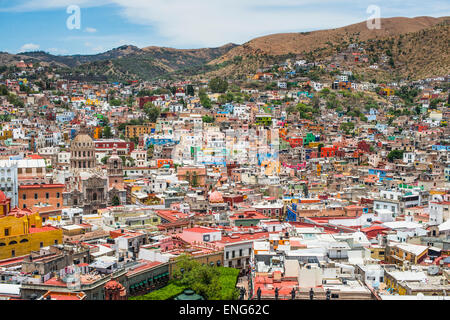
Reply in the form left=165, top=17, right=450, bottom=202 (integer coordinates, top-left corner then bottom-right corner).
left=0, top=1, right=449, bottom=304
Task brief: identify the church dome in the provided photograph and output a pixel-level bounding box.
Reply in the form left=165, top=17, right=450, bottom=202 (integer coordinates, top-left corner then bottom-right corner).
left=73, top=133, right=93, bottom=144
left=209, top=190, right=224, bottom=203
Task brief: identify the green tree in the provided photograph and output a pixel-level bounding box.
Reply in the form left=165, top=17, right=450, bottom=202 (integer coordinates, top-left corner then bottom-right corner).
left=0, top=85, right=9, bottom=95
left=111, top=195, right=120, bottom=206
left=103, top=126, right=113, bottom=138
left=340, top=122, right=355, bottom=134
left=186, top=85, right=195, bottom=96
left=209, top=77, right=228, bottom=93
left=387, top=149, right=404, bottom=162
left=101, top=156, right=110, bottom=164
left=137, top=89, right=152, bottom=97
left=143, top=102, right=161, bottom=123
left=202, top=115, right=215, bottom=123
left=110, top=98, right=122, bottom=106
left=199, top=89, right=212, bottom=109
left=172, top=255, right=222, bottom=300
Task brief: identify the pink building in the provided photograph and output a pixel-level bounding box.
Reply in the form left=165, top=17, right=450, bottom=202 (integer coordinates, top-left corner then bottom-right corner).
left=179, top=227, right=222, bottom=243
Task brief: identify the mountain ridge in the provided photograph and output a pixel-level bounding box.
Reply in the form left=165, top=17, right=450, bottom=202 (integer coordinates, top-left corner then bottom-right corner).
left=1, top=16, right=448, bottom=81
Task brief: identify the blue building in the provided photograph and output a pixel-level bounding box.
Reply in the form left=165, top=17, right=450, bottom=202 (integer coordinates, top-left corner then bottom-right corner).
left=432, top=145, right=450, bottom=151
left=368, top=168, right=392, bottom=182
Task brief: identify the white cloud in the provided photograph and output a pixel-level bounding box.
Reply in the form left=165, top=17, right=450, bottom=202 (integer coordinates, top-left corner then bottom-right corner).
left=109, top=0, right=363, bottom=47
left=20, top=43, right=40, bottom=52
left=2, top=0, right=111, bottom=12
left=5, top=0, right=450, bottom=49
left=85, top=27, right=97, bottom=33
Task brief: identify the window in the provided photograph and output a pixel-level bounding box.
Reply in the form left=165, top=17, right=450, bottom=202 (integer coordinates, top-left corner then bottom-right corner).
left=22, top=194, right=26, bottom=200
left=4, top=228, right=10, bottom=236
left=226, top=251, right=229, bottom=259
left=11, top=250, right=15, bottom=257
left=46, top=193, right=49, bottom=199
left=54, top=240, right=58, bottom=244
left=40, top=242, right=44, bottom=248
left=34, top=193, right=38, bottom=200
left=239, top=249, right=243, bottom=257
left=232, top=250, right=235, bottom=258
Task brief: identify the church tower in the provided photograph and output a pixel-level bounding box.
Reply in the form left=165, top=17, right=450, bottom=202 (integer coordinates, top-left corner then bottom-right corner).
left=107, top=149, right=123, bottom=190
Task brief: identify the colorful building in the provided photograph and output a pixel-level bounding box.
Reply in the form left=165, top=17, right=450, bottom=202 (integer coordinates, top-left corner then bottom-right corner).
left=0, top=191, right=62, bottom=260
left=18, top=184, right=65, bottom=220
left=125, top=124, right=155, bottom=139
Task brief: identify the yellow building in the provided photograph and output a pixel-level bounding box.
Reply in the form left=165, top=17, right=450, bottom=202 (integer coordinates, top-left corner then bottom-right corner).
left=0, top=130, right=12, bottom=141
left=125, top=124, right=155, bottom=138
left=0, top=191, right=62, bottom=260
left=369, top=245, right=386, bottom=260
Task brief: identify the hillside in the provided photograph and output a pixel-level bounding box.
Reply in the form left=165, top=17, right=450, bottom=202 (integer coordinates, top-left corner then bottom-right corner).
left=1, top=16, right=447, bottom=82
left=0, top=43, right=238, bottom=81
left=202, top=16, right=449, bottom=81
left=68, top=44, right=238, bottom=81
left=211, top=16, right=448, bottom=64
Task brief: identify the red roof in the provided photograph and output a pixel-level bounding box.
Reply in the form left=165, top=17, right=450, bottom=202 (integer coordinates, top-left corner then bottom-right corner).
left=184, top=227, right=219, bottom=234
left=216, top=232, right=269, bottom=244
left=27, top=155, right=43, bottom=159
left=155, top=210, right=190, bottom=223
left=44, top=278, right=67, bottom=287
left=126, top=261, right=162, bottom=276
left=19, top=184, right=65, bottom=189
left=361, top=225, right=390, bottom=232
left=28, top=226, right=60, bottom=233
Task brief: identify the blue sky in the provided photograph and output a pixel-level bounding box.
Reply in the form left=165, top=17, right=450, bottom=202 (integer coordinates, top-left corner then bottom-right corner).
left=1, top=0, right=449, bottom=55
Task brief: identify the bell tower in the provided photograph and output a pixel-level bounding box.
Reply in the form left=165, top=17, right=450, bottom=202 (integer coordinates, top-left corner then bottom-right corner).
left=107, top=149, right=123, bottom=189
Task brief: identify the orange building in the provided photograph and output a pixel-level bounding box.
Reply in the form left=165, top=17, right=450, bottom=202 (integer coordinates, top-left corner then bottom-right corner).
left=18, top=184, right=65, bottom=220
left=93, top=126, right=102, bottom=139
left=156, top=159, right=173, bottom=168
left=177, top=167, right=207, bottom=187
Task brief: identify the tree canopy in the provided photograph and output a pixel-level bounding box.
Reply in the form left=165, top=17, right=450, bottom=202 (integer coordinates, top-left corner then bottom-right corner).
left=209, top=77, right=228, bottom=93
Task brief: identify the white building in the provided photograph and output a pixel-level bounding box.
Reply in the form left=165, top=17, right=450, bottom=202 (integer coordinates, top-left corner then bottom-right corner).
left=0, top=161, right=18, bottom=207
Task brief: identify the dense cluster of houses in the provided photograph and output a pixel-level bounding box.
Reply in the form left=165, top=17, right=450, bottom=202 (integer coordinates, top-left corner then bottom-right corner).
left=0, top=54, right=448, bottom=300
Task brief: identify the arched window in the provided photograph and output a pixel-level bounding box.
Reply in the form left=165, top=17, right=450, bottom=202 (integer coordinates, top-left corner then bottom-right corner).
left=20, top=239, right=29, bottom=243
left=0, top=243, right=5, bottom=247
left=9, top=241, right=17, bottom=245
left=93, top=193, right=97, bottom=201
